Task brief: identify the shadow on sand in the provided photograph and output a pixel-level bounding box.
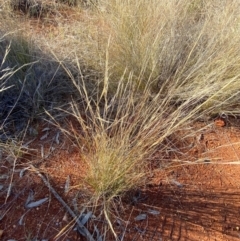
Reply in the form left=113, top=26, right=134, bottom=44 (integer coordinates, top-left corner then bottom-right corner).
left=123, top=185, right=240, bottom=241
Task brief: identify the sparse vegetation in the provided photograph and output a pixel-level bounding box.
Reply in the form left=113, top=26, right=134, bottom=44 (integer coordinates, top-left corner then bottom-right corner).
left=1, top=0, right=240, bottom=240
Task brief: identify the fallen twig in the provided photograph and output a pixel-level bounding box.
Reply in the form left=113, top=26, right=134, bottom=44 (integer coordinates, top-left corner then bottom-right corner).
left=29, top=164, right=95, bottom=241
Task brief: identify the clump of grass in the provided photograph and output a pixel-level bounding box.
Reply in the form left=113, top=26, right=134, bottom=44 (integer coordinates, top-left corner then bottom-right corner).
left=54, top=49, right=238, bottom=238
left=0, top=33, right=76, bottom=140
left=43, top=2, right=240, bottom=236
left=0, top=39, right=31, bottom=200
left=81, top=0, right=240, bottom=113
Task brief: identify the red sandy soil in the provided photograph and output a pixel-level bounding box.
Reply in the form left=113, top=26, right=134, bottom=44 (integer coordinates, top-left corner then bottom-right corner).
left=1, top=117, right=240, bottom=241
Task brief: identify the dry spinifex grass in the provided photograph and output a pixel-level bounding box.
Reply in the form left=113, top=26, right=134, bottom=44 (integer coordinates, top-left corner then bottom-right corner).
left=44, top=2, right=240, bottom=237
left=1, top=0, right=240, bottom=239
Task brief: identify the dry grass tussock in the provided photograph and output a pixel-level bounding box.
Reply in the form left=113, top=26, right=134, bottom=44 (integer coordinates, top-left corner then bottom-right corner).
left=0, top=33, right=77, bottom=141
left=1, top=0, right=240, bottom=239
left=53, top=54, right=236, bottom=237
left=91, top=0, right=240, bottom=110
left=46, top=0, right=240, bottom=232
left=2, top=0, right=239, bottom=114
